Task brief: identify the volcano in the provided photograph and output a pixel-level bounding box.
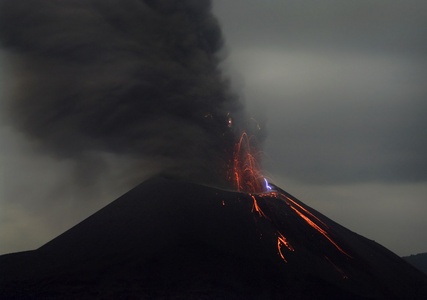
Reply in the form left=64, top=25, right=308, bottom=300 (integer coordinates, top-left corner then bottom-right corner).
left=1, top=177, right=427, bottom=299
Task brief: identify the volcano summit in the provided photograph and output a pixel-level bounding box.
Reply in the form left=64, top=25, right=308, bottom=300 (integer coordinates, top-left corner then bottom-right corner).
left=1, top=177, right=427, bottom=299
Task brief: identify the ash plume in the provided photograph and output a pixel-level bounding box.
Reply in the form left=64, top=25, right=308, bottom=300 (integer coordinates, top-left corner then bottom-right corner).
left=0, top=0, right=245, bottom=187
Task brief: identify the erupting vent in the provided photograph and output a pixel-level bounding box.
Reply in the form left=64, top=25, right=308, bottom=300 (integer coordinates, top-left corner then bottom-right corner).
left=229, top=131, right=352, bottom=264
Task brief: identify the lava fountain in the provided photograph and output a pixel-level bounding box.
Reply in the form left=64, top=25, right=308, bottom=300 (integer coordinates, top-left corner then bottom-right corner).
left=229, top=131, right=266, bottom=194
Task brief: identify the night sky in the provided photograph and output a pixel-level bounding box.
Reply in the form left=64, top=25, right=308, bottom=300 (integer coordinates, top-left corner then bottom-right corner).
left=1, top=0, right=427, bottom=256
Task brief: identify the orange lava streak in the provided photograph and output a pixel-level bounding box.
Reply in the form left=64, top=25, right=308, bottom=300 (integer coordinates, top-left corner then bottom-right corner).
left=249, top=193, right=293, bottom=262
left=231, top=132, right=265, bottom=193
left=250, top=194, right=293, bottom=262
left=289, top=205, right=352, bottom=258
left=264, top=191, right=351, bottom=258
left=277, top=231, right=294, bottom=262
left=281, top=195, right=329, bottom=229
left=250, top=195, right=270, bottom=220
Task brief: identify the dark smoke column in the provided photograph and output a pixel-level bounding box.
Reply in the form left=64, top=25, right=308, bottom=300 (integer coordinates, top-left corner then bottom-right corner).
left=0, top=0, right=243, bottom=187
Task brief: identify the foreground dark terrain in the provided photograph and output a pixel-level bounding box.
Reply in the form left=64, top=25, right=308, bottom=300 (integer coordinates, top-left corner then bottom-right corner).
left=1, top=177, right=427, bottom=299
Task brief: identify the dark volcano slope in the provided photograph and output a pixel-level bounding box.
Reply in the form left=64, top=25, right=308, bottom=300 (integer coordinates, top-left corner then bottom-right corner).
left=1, top=177, right=427, bottom=299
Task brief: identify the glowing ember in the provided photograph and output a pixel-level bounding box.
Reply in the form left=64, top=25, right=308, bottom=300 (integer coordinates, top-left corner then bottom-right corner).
left=230, top=132, right=266, bottom=193
left=228, top=131, right=352, bottom=264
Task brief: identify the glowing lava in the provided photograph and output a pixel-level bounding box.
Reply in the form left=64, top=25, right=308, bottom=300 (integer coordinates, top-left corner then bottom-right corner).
left=228, top=131, right=352, bottom=265
left=229, top=132, right=295, bottom=261
left=230, top=132, right=265, bottom=194
left=277, top=231, right=294, bottom=262
left=250, top=195, right=270, bottom=220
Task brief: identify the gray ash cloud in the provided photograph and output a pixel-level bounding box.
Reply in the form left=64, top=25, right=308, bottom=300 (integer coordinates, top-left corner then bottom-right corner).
left=0, top=0, right=245, bottom=186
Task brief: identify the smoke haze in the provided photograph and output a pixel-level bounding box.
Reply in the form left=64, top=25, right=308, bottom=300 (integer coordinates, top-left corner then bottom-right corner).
left=0, top=0, right=244, bottom=187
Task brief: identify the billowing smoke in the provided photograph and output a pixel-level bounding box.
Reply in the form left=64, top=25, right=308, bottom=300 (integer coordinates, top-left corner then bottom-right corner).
left=0, top=0, right=247, bottom=187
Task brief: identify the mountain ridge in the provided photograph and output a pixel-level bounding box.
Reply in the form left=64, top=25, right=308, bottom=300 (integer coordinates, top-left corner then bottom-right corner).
left=403, top=252, right=427, bottom=275
left=1, top=176, right=426, bottom=299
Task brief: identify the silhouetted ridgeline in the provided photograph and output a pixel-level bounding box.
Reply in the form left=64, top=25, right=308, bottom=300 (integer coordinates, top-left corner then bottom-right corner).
left=1, top=177, right=427, bottom=299
left=404, top=252, right=427, bottom=275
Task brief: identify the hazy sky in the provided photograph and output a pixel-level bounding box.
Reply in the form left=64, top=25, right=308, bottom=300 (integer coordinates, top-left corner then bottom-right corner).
left=1, top=0, right=427, bottom=256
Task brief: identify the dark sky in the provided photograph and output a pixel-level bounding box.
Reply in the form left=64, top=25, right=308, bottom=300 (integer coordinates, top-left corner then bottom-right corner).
left=1, top=0, right=427, bottom=256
